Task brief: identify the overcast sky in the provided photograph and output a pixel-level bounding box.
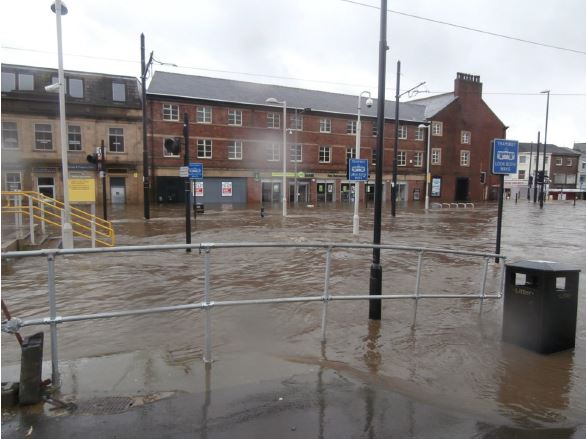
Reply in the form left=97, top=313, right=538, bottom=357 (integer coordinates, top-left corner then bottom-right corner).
left=2, top=0, right=585, bottom=148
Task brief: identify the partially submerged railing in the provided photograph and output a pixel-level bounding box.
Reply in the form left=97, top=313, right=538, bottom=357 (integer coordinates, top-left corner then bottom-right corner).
left=1, top=191, right=115, bottom=247
left=1, top=242, right=506, bottom=386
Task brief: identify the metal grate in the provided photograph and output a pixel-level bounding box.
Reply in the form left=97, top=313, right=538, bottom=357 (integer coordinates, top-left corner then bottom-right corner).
left=74, top=396, right=133, bottom=415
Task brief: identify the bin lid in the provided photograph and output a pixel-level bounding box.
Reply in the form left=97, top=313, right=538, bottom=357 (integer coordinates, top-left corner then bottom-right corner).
left=507, top=260, right=581, bottom=273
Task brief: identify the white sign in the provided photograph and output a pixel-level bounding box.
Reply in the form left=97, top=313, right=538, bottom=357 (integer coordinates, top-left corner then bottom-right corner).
left=179, top=166, right=189, bottom=177
left=221, top=181, right=233, bottom=197
left=195, top=181, right=204, bottom=197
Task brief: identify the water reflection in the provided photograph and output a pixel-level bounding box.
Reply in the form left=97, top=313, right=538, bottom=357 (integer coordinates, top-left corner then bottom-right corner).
left=362, top=320, right=381, bottom=438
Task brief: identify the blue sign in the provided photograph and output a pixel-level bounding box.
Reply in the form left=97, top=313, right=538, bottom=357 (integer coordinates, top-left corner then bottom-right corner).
left=189, top=163, right=203, bottom=179
left=492, top=139, right=519, bottom=175
left=348, top=159, right=368, bottom=181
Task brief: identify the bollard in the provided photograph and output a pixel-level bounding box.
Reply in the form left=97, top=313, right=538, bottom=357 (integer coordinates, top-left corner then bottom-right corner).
left=502, top=260, right=580, bottom=354
left=260, top=207, right=265, bottom=218
left=19, top=332, right=44, bottom=405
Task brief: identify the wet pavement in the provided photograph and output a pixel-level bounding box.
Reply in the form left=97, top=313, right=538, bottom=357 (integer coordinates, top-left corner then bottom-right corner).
left=1, top=199, right=585, bottom=437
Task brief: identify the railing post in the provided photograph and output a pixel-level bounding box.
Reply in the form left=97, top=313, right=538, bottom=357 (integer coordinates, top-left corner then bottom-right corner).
left=498, top=257, right=507, bottom=298
left=320, top=246, right=333, bottom=342
left=28, top=197, right=35, bottom=245
left=41, top=199, right=46, bottom=236
left=479, top=256, right=489, bottom=312
left=413, top=250, right=424, bottom=325
left=16, top=195, right=23, bottom=239
left=203, top=248, right=212, bottom=364
left=47, top=253, right=60, bottom=386
left=91, top=203, right=96, bottom=248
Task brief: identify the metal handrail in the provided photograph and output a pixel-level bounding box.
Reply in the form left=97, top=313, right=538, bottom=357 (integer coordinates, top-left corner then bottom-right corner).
left=1, top=241, right=506, bottom=386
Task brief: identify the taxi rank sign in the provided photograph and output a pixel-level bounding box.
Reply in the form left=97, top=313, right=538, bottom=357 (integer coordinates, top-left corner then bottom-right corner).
left=491, top=139, right=519, bottom=175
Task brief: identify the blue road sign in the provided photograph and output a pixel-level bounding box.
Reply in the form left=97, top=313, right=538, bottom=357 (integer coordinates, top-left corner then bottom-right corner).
left=349, top=159, right=368, bottom=181
left=492, top=139, right=519, bottom=175
left=189, top=163, right=203, bottom=179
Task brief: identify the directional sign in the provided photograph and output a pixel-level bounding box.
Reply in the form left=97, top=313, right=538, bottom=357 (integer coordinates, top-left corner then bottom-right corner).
left=179, top=166, right=189, bottom=177
left=348, top=159, right=369, bottom=181
left=189, top=163, right=203, bottom=179
left=492, top=139, right=519, bottom=175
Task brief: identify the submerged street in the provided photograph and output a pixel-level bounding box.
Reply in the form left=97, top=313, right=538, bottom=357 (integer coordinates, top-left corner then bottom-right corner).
left=2, top=199, right=585, bottom=437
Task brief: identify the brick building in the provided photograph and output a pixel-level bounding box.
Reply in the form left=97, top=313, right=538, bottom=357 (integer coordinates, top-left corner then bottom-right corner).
left=146, top=72, right=507, bottom=206
left=1, top=64, right=143, bottom=204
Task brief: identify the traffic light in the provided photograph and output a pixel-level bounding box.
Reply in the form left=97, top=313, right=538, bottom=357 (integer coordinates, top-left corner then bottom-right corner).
left=164, top=137, right=181, bottom=155
left=87, top=153, right=99, bottom=164
left=537, top=170, right=544, bottom=184
left=480, top=171, right=486, bottom=184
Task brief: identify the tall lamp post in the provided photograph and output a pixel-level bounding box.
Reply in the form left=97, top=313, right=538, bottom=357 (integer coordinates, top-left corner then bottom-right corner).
left=50, top=0, right=74, bottom=249
left=353, top=91, right=373, bottom=235
left=540, top=90, right=550, bottom=209
left=293, top=107, right=311, bottom=205
left=266, top=98, right=287, bottom=217
left=140, top=34, right=154, bottom=219
left=418, top=123, right=431, bottom=210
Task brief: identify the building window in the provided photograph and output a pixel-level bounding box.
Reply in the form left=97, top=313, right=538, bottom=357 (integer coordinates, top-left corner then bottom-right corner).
left=163, top=139, right=180, bottom=157
left=34, top=124, right=53, bottom=150
left=228, top=109, right=242, bottom=126
left=346, top=147, right=356, bottom=160
left=267, top=112, right=280, bottom=129
left=460, top=150, right=470, bottom=167
left=290, top=115, right=303, bottom=131
left=398, top=151, right=406, bottom=166
left=68, top=125, right=82, bottom=151
left=112, top=82, right=126, bottom=102
left=556, top=157, right=563, bottom=166
left=290, top=143, right=302, bottom=162
left=414, top=151, right=423, bottom=167
left=69, top=78, right=83, bottom=98
left=2, top=122, right=18, bottom=149
left=347, top=120, right=357, bottom=134
left=553, top=173, right=566, bottom=184
left=431, top=148, right=441, bottom=165
left=415, top=126, right=425, bottom=141
left=319, top=146, right=331, bottom=163
left=398, top=125, right=407, bottom=139
left=197, top=106, right=212, bottom=123
left=228, top=140, right=242, bottom=160
left=18, top=74, right=34, bottom=91
left=320, top=119, right=331, bottom=133
left=266, top=143, right=280, bottom=161
left=163, top=104, right=179, bottom=121
left=4, top=172, right=22, bottom=191
left=372, top=124, right=378, bottom=136
left=461, top=130, right=471, bottom=144
left=519, top=155, right=527, bottom=164
left=432, top=121, right=443, bottom=136
left=371, top=148, right=377, bottom=165
left=566, top=158, right=573, bottom=166
left=1, top=72, right=16, bottom=92
left=197, top=139, right=212, bottom=158
left=518, top=170, right=526, bottom=179
left=109, top=128, right=124, bottom=153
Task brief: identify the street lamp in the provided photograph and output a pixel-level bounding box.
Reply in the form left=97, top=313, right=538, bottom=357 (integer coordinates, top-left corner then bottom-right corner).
left=49, top=0, right=74, bottom=249
left=266, top=97, right=287, bottom=217
left=418, top=123, right=431, bottom=210
left=353, top=91, right=373, bottom=235
left=140, top=34, right=153, bottom=220
left=540, top=90, right=550, bottom=208
left=293, top=107, right=311, bottom=206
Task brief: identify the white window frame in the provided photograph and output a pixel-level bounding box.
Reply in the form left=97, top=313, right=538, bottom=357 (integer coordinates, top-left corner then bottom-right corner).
left=414, top=151, right=423, bottom=167
left=461, top=130, right=471, bottom=144
left=397, top=151, right=406, bottom=166
left=346, top=120, right=357, bottom=135
left=67, top=125, right=82, bottom=151
left=34, top=123, right=53, bottom=151
left=197, top=106, right=212, bottom=124
left=432, top=121, right=443, bottom=136
left=267, top=112, right=280, bottom=129
left=108, top=127, right=125, bottom=153
left=319, top=146, right=331, bottom=163
left=320, top=118, right=331, bottom=133
left=163, top=104, right=179, bottom=121
left=566, top=158, right=573, bottom=166
left=228, top=109, right=242, bottom=126
left=228, top=140, right=243, bottom=160
left=290, top=143, right=302, bottom=162
left=4, top=171, right=22, bottom=191
left=112, top=82, right=126, bottom=102
left=346, top=147, right=356, bottom=160
left=519, top=155, right=527, bottom=164
left=290, top=115, right=303, bottom=131
left=197, top=139, right=213, bottom=158
left=267, top=143, right=280, bottom=161
left=371, top=148, right=377, bottom=165
left=398, top=125, right=407, bottom=140
left=556, top=157, right=563, bottom=166
left=2, top=122, right=19, bottom=149
left=460, top=150, right=470, bottom=167
left=415, top=127, right=425, bottom=141
left=163, top=139, right=180, bottom=158
left=431, top=148, right=441, bottom=165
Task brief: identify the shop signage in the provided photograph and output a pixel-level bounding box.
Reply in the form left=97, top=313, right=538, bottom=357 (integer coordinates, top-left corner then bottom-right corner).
left=221, top=181, right=232, bottom=197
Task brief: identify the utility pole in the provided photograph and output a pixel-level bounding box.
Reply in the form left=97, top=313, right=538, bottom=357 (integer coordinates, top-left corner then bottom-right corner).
left=527, top=142, right=533, bottom=200
left=368, top=0, right=388, bottom=321
left=184, top=113, right=191, bottom=253
left=140, top=33, right=153, bottom=220
left=540, top=90, right=550, bottom=208
left=100, top=140, right=107, bottom=221
left=534, top=132, right=540, bottom=204
left=391, top=61, right=401, bottom=217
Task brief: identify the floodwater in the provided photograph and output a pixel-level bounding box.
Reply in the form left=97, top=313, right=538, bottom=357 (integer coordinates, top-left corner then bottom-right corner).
left=2, top=199, right=585, bottom=436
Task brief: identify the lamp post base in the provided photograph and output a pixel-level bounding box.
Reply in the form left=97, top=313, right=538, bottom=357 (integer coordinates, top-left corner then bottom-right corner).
left=62, top=222, right=74, bottom=249
left=368, top=263, right=382, bottom=320
left=352, top=214, right=359, bottom=236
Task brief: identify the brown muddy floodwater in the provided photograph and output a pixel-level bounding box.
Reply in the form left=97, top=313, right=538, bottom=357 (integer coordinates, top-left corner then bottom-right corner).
left=2, top=199, right=585, bottom=435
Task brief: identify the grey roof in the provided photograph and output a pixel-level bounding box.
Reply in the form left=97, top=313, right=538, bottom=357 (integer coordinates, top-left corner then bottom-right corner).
left=519, top=142, right=580, bottom=156
left=573, top=143, right=586, bottom=153
left=148, top=71, right=427, bottom=122
left=407, top=93, right=458, bottom=119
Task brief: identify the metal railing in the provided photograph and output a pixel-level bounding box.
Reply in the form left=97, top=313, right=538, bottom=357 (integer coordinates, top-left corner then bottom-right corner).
left=1, top=242, right=506, bottom=386
left=1, top=191, right=115, bottom=247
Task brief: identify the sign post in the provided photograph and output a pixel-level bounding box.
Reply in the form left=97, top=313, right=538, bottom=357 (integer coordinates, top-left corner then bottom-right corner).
left=189, top=163, right=204, bottom=220
left=492, top=139, right=519, bottom=262
left=349, top=158, right=368, bottom=235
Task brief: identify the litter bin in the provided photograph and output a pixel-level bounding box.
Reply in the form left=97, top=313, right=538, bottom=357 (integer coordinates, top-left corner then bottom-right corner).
left=502, top=260, right=580, bottom=354
left=19, top=332, right=44, bottom=404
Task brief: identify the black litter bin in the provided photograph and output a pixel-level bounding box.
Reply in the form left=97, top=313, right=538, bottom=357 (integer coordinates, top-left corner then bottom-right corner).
left=502, top=260, right=580, bottom=354
left=19, top=332, right=44, bottom=404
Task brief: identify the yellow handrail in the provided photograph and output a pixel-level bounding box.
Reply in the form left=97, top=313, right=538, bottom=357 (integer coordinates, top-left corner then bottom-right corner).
left=1, top=191, right=115, bottom=246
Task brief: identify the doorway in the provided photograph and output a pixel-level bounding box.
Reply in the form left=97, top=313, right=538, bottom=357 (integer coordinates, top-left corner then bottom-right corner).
left=317, top=181, right=334, bottom=203
left=290, top=182, right=309, bottom=204
left=37, top=177, right=55, bottom=199
left=262, top=181, right=282, bottom=204
left=110, top=177, right=126, bottom=204
left=455, top=177, right=470, bottom=201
